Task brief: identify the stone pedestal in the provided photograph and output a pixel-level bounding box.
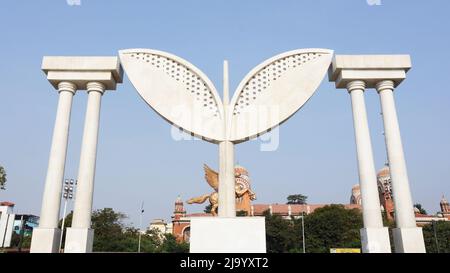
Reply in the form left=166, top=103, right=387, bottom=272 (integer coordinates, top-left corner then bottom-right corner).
left=189, top=217, right=266, bottom=253
left=360, top=227, right=391, bottom=253
left=64, top=228, right=94, bottom=253
left=393, top=227, right=426, bottom=253
left=30, top=228, right=61, bottom=253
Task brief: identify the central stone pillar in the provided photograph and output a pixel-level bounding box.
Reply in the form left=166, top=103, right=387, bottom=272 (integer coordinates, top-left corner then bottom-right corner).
left=218, top=141, right=236, bottom=217
left=65, top=82, right=105, bottom=253
left=218, top=60, right=236, bottom=217
left=347, top=80, right=391, bottom=253
left=30, top=82, right=76, bottom=253
left=376, top=80, right=425, bottom=253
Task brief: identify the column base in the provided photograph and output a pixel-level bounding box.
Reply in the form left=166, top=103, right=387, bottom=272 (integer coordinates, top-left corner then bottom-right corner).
left=360, top=227, right=391, bottom=253
left=64, top=228, right=94, bottom=253
left=30, top=228, right=61, bottom=253
left=393, top=227, right=426, bottom=253
left=189, top=217, right=266, bottom=253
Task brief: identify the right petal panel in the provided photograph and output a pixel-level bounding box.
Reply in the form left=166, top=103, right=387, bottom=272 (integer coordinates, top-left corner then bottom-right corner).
left=229, top=49, right=334, bottom=143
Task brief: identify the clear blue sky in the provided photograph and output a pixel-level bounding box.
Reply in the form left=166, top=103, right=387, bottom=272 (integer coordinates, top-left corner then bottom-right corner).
left=0, top=0, right=449, bottom=227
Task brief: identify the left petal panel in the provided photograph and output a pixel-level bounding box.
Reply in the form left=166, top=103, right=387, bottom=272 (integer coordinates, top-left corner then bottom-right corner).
left=119, top=49, right=224, bottom=143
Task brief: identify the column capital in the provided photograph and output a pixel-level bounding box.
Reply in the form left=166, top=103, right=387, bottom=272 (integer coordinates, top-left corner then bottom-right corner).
left=42, top=56, right=123, bottom=91
left=57, top=81, right=77, bottom=94
left=376, top=80, right=395, bottom=93
left=328, top=55, right=411, bottom=89
left=86, top=82, right=106, bottom=95
left=346, top=80, right=366, bottom=93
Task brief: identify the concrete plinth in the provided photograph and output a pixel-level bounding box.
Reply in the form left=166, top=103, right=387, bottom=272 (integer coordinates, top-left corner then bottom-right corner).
left=189, top=217, right=266, bottom=253
left=64, top=228, right=94, bottom=253
left=393, top=227, right=426, bottom=253
left=360, top=227, right=391, bottom=253
left=30, top=228, right=61, bottom=253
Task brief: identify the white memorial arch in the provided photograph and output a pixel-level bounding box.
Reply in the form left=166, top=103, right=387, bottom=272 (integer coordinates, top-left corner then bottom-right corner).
left=29, top=49, right=426, bottom=253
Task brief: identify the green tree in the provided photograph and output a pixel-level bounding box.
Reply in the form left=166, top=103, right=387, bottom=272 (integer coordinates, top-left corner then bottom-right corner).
left=286, top=194, right=308, bottom=205
left=414, top=203, right=427, bottom=215
left=264, top=210, right=302, bottom=253
left=423, top=221, right=450, bottom=253
left=264, top=204, right=363, bottom=253
left=59, top=208, right=161, bottom=253
left=304, top=205, right=362, bottom=253
left=0, top=165, right=7, bottom=190
left=91, top=208, right=128, bottom=252
left=157, top=233, right=189, bottom=253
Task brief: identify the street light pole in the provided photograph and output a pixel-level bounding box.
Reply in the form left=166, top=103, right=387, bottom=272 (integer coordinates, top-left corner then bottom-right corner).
left=432, top=220, right=440, bottom=253
left=301, top=211, right=305, bottom=253
left=59, top=178, right=75, bottom=252
left=138, top=201, right=144, bottom=253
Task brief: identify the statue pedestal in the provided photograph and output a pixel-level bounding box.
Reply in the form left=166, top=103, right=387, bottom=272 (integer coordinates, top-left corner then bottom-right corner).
left=189, top=217, right=266, bottom=253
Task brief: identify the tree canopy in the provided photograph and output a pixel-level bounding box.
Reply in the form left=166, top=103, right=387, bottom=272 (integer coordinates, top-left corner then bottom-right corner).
left=423, top=221, right=450, bottom=253
left=57, top=207, right=188, bottom=253
left=414, top=203, right=428, bottom=215
left=265, top=204, right=362, bottom=253
left=286, top=194, right=308, bottom=205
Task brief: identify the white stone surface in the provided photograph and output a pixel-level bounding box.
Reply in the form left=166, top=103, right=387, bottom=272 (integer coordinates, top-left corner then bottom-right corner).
left=229, top=49, right=333, bottom=142
left=377, top=81, right=417, bottom=229
left=377, top=80, right=425, bottom=253
left=30, top=228, right=61, bottom=253
left=119, top=49, right=225, bottom=143
left=119, top=48, right=333, bottom=143
left=42, top=56, right=123, bottom=90
left=348, top=81, right=385, bottom=230
left=345, top=80, right=391, bottom=252
left=392, top=227, right=426, bottom=253
left=31, top=82, right=76, bottom=253
left=329, top=55, right=424, bottom=253
left=328, top=55, right=411, bottom=88
left=64, top=228, right=94, bottom=253
left=218, top=141, right=235, bottom=217
left=189, top=217, right=266, bottom=253
left=0, top=205, right=14, bottom=248
left=38, top=83, right=75, bottom=230
left=120, top=49, right=333, bottom=220
left=360, top=227, right=391, bottom=253
left=218, top=61, right=236, bottom=217
left=66, top=82, right=105, bottom=252
left=33, top=56, right=122, bottom=253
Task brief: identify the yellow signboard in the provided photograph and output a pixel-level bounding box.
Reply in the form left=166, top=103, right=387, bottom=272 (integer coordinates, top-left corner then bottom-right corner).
left=330, top=248, right=361, bottom=253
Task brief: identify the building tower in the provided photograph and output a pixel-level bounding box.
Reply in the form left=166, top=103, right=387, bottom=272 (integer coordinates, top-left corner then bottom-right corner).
left=173, top=195, right=186, bottom=220
left=171, top=196, right=190, bottom=242
left=377, top=164, right=395, bottom=221
left=440, top=195, right=450, bottom=216
left=350, top=184, right=362, bottom=205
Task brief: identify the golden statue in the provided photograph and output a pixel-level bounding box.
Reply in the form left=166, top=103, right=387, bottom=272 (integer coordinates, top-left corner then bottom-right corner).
left=187, top=164, right=256, bottom=216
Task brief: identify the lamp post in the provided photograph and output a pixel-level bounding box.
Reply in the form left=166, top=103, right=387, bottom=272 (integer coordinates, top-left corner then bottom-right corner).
left=301, top=211, right=305, bottom=253
left=432, top=220, right=440, bottom=253
left=138, top=201, right=144, bottom=253
left=59, top=178, right=75, bottom=252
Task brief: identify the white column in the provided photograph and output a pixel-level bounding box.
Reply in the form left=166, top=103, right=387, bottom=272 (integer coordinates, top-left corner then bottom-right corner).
left=65, top=82, right=105, bottom=253
left=347, top=80, right=391, bottom=253
left=218, top=141, right=236, bottom=217
left=30, top=81, right=76, bottom=253
left=376, top=80, right=425, bottom=253
left=218, top=60, right=236, bottom=217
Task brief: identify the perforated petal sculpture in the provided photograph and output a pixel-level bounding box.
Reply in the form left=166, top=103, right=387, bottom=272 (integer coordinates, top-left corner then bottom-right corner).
left=119, top=49, right=224, bottom=143
left=229, top=49, right=334, bottom=142
left=119, top=48, right=333, bottom=217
